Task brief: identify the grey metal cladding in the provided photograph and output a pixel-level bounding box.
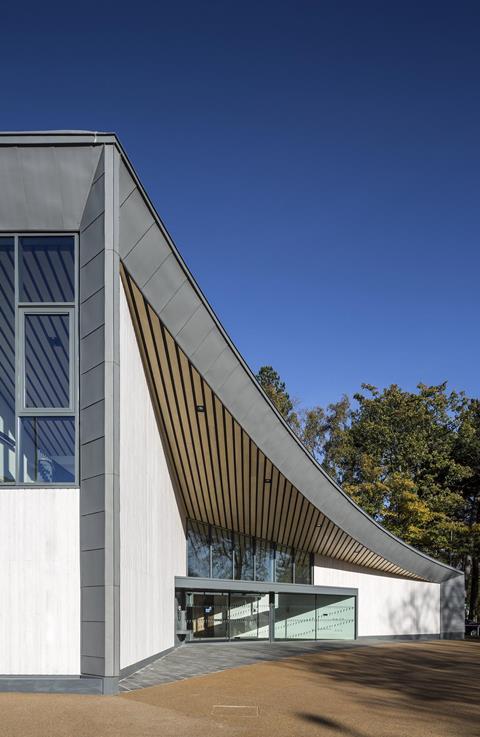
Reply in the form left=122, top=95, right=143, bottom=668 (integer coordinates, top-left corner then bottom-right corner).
left=80, top=214, right=105, bottom=267
left=158, top=281, right=202, bottom=339
left=122, top=224, right=169, bottom=287
left=175, top=306, right=216, bottom=357
left=80, top=326, right=105, bottom=374
left=56, top=146, right=103, bottom=228
left=80, top=474, right=106, bottom=516
left=81, top=656, right=106, bottom=677
left=20, top=147, right=63, bottom=228
left=119, top=159, right=136, bottom=205
left=81, top=437, right=105, bottom=480
left=80, top=363, right=105, bottom=410
left=81, top=622, right=106, bottom=658
left=204, top=347, right=239, bottom=391
left=80, top=288, right=105, bottom=339
left=118, top=187, right=155, bottom=257
left=189, top=328, right=228, bottom=375
left=0, top=148, right=28, bottom=227
left=0, top=146, right=101, bottom=230
left=440, top=575, right=465, bottom=633
left=80, top=172, right=105, bottom=231
left=80, top=511, right=106, bottom=551
left=82, top=586, right=105, bottom=622
left=258, top=420, right=291, bottom=463
left=142, top=253, right=187, bottom=312
left=80, top=400, right=105, bottom=445
left=80, top=251, right=105, bottom=303
left=175, top=576, right=357, bottom=597
left=81, top=549, right=106, bottom=587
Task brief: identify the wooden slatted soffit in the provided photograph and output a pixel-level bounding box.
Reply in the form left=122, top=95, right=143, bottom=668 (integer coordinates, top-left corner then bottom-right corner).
left=122, top=267, right=418, bottom=580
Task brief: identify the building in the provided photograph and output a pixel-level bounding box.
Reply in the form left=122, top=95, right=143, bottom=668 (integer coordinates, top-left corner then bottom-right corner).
left=0, top=132, right=464, bottom=694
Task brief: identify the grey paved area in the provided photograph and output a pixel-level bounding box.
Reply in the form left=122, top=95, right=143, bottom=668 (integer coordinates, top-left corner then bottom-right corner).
left=119, top=639, right=380, bottom=691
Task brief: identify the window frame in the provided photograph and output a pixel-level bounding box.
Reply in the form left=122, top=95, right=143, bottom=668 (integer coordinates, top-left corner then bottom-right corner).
left=18, top=306, right=75, bottom=414
left=187, top=519, right=312, bottom=585
left=0, top=232, right=79, bottom=487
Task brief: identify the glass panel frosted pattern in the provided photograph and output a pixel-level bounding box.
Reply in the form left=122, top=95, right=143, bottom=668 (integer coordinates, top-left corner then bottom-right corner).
left=274, top=594, right=316, bottom=640
left=229, top=593, right=270, bottom=639
left=19, top=236, right=74, bottom=302
left=25, top=314, right=70, bottom=408
left=294, top=550, right=311, bottom=584
left=255, top=539, right=273, bottom=581
left=211, top=525, right=233, bottom=579
left=0, top=238, right=15, bottom=481
left=275, top=544, right=293, bottom=583
left=315, top=595, right=356, bottom=640
left=234, top=532, right=254, bottom=580
left=187, top=520, right=211, bottom=577
left=19, top=416, right=75, bottom=483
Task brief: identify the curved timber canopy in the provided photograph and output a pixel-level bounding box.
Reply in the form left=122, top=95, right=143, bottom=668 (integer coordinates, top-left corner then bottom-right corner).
left=0, top=131, right=461, bottom=584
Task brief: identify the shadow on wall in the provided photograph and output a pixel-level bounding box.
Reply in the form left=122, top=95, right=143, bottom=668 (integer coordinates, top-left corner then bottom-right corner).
left=387, top=586, right=439, bottom=636
left=440, top=575, right=465, bottom=636
left=385, top=574, right=465, bottom=638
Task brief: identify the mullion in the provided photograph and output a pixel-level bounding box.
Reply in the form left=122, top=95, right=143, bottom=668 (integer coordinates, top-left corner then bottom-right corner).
left=11, top=233, right=77, bottom=486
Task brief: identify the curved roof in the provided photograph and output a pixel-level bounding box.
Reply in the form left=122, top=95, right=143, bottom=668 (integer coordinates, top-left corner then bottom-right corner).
left=0, top=131, right=460, bottom=583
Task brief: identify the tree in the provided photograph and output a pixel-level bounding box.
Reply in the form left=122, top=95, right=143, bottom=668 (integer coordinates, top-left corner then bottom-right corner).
left=255, top=366, right=299, bottom=430
left=327, top=383, right=468, bottom=560
left=454, top=399, right=480, bottom=619
left=256, top=364, right=480, bottom=615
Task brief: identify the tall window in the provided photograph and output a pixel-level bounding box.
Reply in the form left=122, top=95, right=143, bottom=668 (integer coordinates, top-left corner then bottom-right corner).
left=186, top=519, right=312, bottom=584
left=0, top=235, right=77, bottom=485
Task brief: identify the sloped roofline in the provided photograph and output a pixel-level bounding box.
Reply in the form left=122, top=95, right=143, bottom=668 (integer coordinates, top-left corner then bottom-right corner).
left=0, top=131, right=461, bottom=582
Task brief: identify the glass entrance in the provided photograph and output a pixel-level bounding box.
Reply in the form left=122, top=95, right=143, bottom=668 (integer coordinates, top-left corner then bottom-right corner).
left=186, top=591, right=270, bottom=640
left=189, top=592, right=229, bottom=639
left=229, top=593, right=270, bottom=639
left=182, top=590, right=356, bottom=641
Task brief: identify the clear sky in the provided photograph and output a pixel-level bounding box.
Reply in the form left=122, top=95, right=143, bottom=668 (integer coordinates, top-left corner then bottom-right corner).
left=1, top=1, right=478, bottom=408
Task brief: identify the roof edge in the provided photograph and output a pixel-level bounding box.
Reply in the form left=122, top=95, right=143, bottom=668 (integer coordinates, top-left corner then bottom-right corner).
left=0, top=130, right=462, bottom=583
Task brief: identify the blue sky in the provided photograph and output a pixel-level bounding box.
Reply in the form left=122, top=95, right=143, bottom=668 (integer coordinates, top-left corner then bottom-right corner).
left=1, top=1, right=479, bottom=408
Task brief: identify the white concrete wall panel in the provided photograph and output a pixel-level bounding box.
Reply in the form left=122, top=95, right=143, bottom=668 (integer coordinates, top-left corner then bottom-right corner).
left=0, top=489, right=80, bottom=675
left=120, top=283, right=186, bottom=670
left=315, top=555, right=441, bottom=637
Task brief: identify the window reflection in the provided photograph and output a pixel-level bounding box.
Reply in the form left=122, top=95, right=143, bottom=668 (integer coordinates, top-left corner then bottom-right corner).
left=19, top=237, right=75, bottom=303
left=25, top=313, right=70, bottom=408
left=211, top=525, right=233, bottom=579
left=234, top=532, right=254, bottom=580
left=275, top=544, right=293, bottom=583
left=19, top=416, right=75, bottom=484
left=255, top=539, right=274, bottom=582
left=294, top=550, right=311, bottom=584
left=0, top=238, right=15, bottom=482
left=187, top=520, right=210, bottom=577
left=186, top=520, right=311, bottom=584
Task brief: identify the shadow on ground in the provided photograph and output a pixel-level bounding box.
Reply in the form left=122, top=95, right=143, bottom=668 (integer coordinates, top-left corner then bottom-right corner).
left=280, top=640, right=480, bottom=724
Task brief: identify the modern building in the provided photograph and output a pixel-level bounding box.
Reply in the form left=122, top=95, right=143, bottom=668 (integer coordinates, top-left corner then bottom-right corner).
left=0, top=132, right=464, bottom=694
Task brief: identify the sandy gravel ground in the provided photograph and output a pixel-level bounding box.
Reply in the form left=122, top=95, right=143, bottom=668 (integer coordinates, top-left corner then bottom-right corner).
left=0, top=640, right=478, bottom=737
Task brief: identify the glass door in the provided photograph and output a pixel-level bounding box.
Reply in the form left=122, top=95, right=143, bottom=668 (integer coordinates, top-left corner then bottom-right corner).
left=229, top=593, right=270, bottom=639
left=188, top=592, right=229, bottom=639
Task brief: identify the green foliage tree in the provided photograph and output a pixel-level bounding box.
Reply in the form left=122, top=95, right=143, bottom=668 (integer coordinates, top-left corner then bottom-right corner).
left=454, top=399, right=480, bottom=618
left=255, top=365, right=480, bottom=619
left=255, top=366, right=299, bottom=430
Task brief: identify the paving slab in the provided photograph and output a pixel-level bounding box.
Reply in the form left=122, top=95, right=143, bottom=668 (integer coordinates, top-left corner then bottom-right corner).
left=120, top=638, right=384, bottom=691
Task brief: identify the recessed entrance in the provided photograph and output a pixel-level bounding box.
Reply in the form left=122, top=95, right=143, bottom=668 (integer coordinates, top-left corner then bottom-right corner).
left=178, top=588, right=356, bottom=641
left=186, top=591, right=270, bottom=640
